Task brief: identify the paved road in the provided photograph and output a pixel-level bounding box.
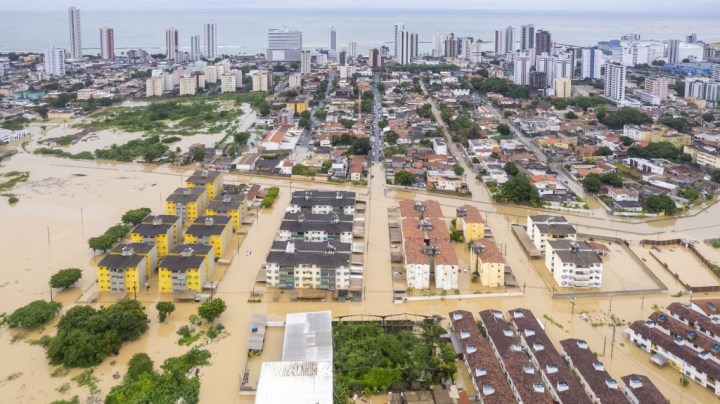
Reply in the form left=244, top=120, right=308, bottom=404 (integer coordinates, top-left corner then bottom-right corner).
left=298, top=70, right=336, bottom=148
left=371, top=71, right=382, bottom=165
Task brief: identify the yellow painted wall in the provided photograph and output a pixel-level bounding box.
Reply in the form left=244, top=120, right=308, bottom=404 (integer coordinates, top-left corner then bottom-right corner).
left=97, top=267, right=110, bottom=292
left=461, top=219, right=485, bottom=242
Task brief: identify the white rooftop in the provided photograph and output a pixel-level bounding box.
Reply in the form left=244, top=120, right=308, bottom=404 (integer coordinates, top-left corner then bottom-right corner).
left=282, top=310, right=333, bottom=363
left=255, top=361, right=332, bottom=404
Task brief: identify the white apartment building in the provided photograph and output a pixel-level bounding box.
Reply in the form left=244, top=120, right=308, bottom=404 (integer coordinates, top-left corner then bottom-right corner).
left=251, top=70, right=271, bottom=92
left=203, top=23, right=218, bottom=60
left=604, top=63, right=627, bottom=104
left=190, top=35, right=201, bottom=61
left=348, top=42, right=357, bottom=58
left=545, top=240, right=602, bottom=288
left=431, top=137, right=448, bottom=155
left=99, top=27, right=114, bottom=60
left=644, top=76, right=672, bottom=100
left=68, top=7, right=82, bottom=59
left=513, top=55, right=531, bottom=86
left=44, top=46, right=66, bottom=77
left=581, top=48, right=603, bottom=79
left=288, top=72, right=302, bottom=89
left=145, top=76, right=163, bottom=97
left=526, top=215, right=577, bottom=253
left=220, top=74, right=236, bottom=93
left=179, top=76, right=196, bottom=96
left=300, top=50, right=311, bottom=75
left=204, top=65, right=218, bottom=84
left=620, top=41, right=665, bottom=66
left=166, top=27, right=179, bottom=61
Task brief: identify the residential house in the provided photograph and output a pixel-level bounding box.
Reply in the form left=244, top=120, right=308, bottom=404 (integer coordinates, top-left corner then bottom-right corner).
left=621, top=374, right=669, bottom=404
left=426, top=170, right=463, bottom=191
left=560, top=339, right=628, bottom=403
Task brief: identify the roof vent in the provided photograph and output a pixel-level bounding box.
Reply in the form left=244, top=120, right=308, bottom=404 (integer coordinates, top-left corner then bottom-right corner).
left=576, top=340, right=589, bottom=349
left=201, top=170, right=209, bottom=177
left=181, top=247, right=193, bottom=257
left=205, top=217, right=215, bottom=226
left=152, top=216, right=163, bottom=226
left=456, top=208, right=468, bottom=217
left=223, top=194, right=232, bottom=202
left=121, top=246, right=134, bottom=256
left=285, top=242, right=296, bottom=254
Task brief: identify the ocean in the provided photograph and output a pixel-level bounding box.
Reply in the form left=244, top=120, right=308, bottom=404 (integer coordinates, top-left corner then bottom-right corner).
left=1, top=8, right=719, bottom=56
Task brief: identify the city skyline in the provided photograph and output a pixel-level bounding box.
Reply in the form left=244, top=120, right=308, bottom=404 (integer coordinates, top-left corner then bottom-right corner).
left=9, top=1, right=720, bottom=12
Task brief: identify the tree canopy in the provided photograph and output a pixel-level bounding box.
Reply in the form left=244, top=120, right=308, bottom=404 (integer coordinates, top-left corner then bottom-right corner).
left=496, top=175, right=540, bottom=205
left=7, top=300, right=62, bottom=329
left=49, top=268, right=83, bottom=289
left=121, top=208, right=152, bottom=225
left=503, top=162, right=519, bottom=176
left=598, top=107, right=652, bottom=129
left=394, top=170, right=415, bottom=186
left=156, top=301, right=176, bottom=323
left=643, top=194, right=677, bottom=215
left=197, top=298, right=227, bottom=323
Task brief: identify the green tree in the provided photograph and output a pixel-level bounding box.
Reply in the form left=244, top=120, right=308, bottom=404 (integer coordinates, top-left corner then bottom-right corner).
left=703, top=112, right=715, bottom=123
left=352, top=138, right=372, bottom=155
left=497, top=175, right=540, bottom=205
left=385, top=131, right=399, bottom=145
left=88, top=234, right=114, bottom=252
left=496, top=123, right=511, bottom=136
left=197, top=298, right=227, bottom=323
left=193, top=148, right=206, bottom=162
left=291, top=164, right=315, bottom=176
left=565, top=111, right=578, bottom=119
left=314, top=109, right=327, bottom=120
left=712, top=169, right=720, bottom=184
left=453, top=164, right=465, bottom=176
left=593, top=146, right=614, bottom=156
left=679, top=188, right=700, bottom=202
left=156, top=301, right=176, bottom=323
left=7, top=300, right=62, bottom=329
left=394, top=170, right=415, bottom=186
left=600, top=172, right=623, bottom=187
left=121, top=208, right=152, bottom=225
left=125, top=353, right=154, bottom=382
left=49, top=268, right=82, bottom=289
left=643, top=194, right=677, bottom=215
left=503, top=162, right=519, bottom=176
left=582, top=174, right=602, bottom=193
left=658, top=117, right=693, bottom=134
left=619, top=136, right=634, bottom=146
left=599, top=107, right=652, bottom=129
left=339, top=118, right=354, bottom=130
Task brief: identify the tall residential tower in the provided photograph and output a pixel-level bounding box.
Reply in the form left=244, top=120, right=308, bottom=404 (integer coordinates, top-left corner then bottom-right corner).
left=99, top=27, right=114, bottom=60
left=68, top=7, right=82, bottom=59
left=204, top=23, right=218, bottom=60
left=604, top=62, right=627, bottom=104
left=267, top=27, right=303, bottom=61
left=166, top=27, right=179, bottom=60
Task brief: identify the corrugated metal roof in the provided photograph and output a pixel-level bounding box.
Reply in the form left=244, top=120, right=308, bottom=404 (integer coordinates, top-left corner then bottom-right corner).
left=282, top=311, right=333, bottom=363
left=255, top=361, right=332, bottom=404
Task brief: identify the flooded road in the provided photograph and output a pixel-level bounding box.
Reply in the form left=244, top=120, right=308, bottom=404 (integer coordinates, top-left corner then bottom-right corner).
left=1, top=146, right=719, bottom=403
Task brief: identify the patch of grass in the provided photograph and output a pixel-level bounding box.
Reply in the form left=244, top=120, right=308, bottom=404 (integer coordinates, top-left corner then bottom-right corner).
left=177, top=325, right=205, bottom=346
left=34, top=148, right=95, bottom=160
left=670, top=291, right=683, bottom=298
left=72, top=368, right=99, bottom=394
left=28, top=335, right=52, bottom=347
left=0, top=171, right=30, bottom=192
left=10, top=332, right=27, bottom=344
left=543, top=314, right=565, bottom=330
left=51, top=367, right=70, bottom=378
left=3, top=372, right=23, bottom=382
left=50, top=397, right=79, bottom=404
left=56, top=382, right=71, bottom=394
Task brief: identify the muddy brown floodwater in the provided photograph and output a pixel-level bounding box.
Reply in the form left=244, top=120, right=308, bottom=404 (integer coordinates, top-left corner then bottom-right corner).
left=1, top=148, right=719, bottom=403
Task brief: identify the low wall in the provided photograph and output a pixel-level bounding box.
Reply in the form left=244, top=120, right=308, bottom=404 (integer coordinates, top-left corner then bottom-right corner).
left=642, top=238, right=720, bottom=292
left=402, top=291, right=523, bottom=302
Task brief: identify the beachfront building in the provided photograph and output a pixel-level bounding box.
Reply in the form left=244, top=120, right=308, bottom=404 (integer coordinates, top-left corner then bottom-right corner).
left=96, top=249, right=147, bottom=293
left=166, top=187, right=207, bottom=223
left=169, top=243, right=215, bottom=280
left=130, top=218, right=176, bottom=256
left=526, top=215, right=577, bottom=253
left=206, top=194, right=247, bottom=232
left=456, top=204, right=485, bottom=241
left=470, top=238, right=505, bottom=287
left=186, top=169, right=223, bottom=199
left=158, top=252, right=207, bottom=293
left=110, top=243, right=158, bottom=278
left=184, top=216, right=232, bottom=259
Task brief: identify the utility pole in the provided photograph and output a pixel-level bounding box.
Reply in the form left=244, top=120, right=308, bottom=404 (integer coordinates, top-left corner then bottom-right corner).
left=571, top=296, right=576, bottom=315
left=609, top=294, right=613, bottom=312
left=603, top=335, right=607, bottom=357
left=611, top=325, right=616, bottom=359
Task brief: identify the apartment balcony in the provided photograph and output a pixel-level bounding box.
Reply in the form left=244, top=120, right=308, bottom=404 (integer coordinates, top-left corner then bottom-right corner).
left=573, top=280, right=591, bottom=287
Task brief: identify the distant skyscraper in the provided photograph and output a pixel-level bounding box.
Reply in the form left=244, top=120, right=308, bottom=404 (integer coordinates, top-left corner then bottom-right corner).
left=686, top=33, right=697, bottom=44
left=604, top=62, right=627, bottom=104
left=494, top=30, right=504, bottom=54
left=397, top=29, right=418, bottom=65
left=68, top=7, right=82, bottom=59
left=191, top=36, right=201, bottom=61
left=713, top=64, right=720, bottom=81
left=621, top=33, right=641, bottom=41
left=581, top=48, right=603, bottom=79
left=369, top=48, right=382, bottom=68
left=44, top=46, right=66, bottom=77
left=267, top=27, right=303, bottom=61
left=444, top=33, right=456, bottom=58
left=394, top=23, right=404, bottom=59
left=339, top=50, right=347, bottom=66
left=432, top=32, right=443, bottom=57
left=300, top=50, right=311, bottom=75
left=535, top=30, right=552, bottom=54
left=513, top=55, right=531, bottom=85
left=348, top=42, right=357, bottom=58
left=520, top=24, right=535, bottom=50
left=505, top=26, right=516, bottom=53
left=330, top=27, right=337, bottom=51
left=99, top=27, right=114, bottom=60
left=166, top=27, right=179, bottom=60
left=667, top=39, right=681, bottom=64
left=204, top=23, right=218, bottom=60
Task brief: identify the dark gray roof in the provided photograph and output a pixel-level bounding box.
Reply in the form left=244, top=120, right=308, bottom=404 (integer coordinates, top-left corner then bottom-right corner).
left=192, top=216, right=231, bottom=226
left=142, top=214, right=181, bottom=225
left=111, top=243, right=156, bottom=255
left=555, top=250, right=602, bottom=267
left=98, top=253, right=145, bottom=270
left=620, top=374, right=669, bottom=404
left=535, top=223, right=577, bottom=237
left=158, top=254, right=206, bottom=272
left=186, top=170, right=221, bottom=184
left=614, top=200, right=643, bottom=208
left=291, top=190, right=355, bottom=200
left=271, top=240, right=352, bottom=253
left=266, top=251, right=351, bottom=268
left=185, top=223, right=227, bottom=237
left=131, top=223, right=172, bottom=237
left=283, top=211, right=354, bottom=223
left=529, top=215, right=568, bottom=223
left=207, top=200, right=242, bottom=213
left=174, top=187, right=206, bottom=196
left=290, top=197, right=355, bottom=208
left=279, top=220, right=352, bottom=234
left=170, top=243, right=213, bottom=255
left=547, top=240, right=592, bottom=251
left=166, top=193, right=202, bottom=204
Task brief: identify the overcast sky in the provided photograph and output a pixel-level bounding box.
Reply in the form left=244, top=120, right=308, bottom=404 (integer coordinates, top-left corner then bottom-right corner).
left=7, top=0, right=720, bottom=12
